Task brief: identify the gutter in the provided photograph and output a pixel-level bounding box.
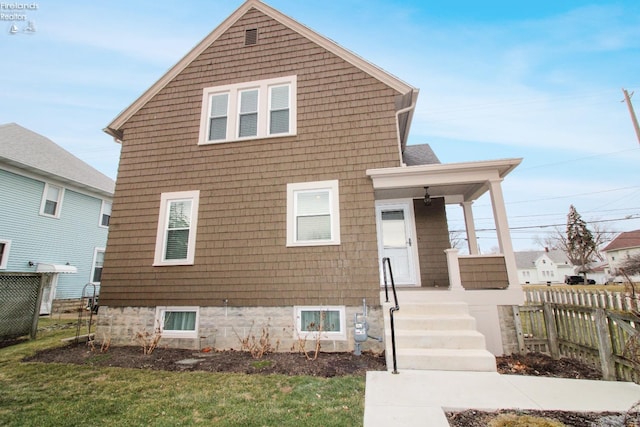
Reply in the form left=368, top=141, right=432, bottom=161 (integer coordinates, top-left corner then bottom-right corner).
left=395, top=89, right=419, bottom=166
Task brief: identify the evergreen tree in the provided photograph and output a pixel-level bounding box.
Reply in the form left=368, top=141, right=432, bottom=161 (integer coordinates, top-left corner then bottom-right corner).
left=566, top=205, right=597, bottom=275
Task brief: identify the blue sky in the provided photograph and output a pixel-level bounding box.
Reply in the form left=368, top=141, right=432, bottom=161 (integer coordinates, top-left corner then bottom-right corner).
left=2, top=0, right=639, bottom=251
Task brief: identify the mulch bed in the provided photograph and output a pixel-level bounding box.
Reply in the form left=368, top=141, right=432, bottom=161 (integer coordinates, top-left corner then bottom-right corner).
left=14, top=340, right=640, bottom=425
left=23, top=343, right=387, bottom=377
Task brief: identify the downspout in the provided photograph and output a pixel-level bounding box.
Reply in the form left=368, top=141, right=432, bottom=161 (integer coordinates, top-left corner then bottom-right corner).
left=395, top=89, right=419, bottom=167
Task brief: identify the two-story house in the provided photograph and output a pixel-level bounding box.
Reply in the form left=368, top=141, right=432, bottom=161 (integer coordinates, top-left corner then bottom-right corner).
left=0, top=123, right=114, bottom=315
left=98, top=0, right=524, bottom=370
left=602, top=229, right=640, bottom=283
left=515, top=249, right=574, bottom=285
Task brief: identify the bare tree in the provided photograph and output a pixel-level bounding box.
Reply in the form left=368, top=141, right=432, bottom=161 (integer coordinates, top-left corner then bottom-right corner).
left=534, top=206, right=613, bottom=277
left=619, top=253, right=640, bottom=276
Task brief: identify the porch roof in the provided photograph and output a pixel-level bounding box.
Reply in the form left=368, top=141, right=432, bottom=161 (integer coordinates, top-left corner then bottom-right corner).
left=366, top=158, right=522, bottom=203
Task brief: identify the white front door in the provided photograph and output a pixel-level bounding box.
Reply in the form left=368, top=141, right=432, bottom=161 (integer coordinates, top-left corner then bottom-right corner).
left=376, top=201, right=419, bottom=286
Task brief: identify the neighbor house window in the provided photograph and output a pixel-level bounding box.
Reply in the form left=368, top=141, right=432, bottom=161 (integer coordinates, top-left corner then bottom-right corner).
left=100, top=201, right=112, bottom=227
left=40, top=183, right=64, bottom=218
left=294, top=306, right=346, bottom=340
left=153, top=190, right=200, bottom=266
left=91, top=248, right=105, bottom=284
left=199, top=75, right=296, bottom=144
left=0, top=240, right=11, bottom=269
left=156, top=306, right=199, bottom=338
left=286, top=180, right=340, bottom=247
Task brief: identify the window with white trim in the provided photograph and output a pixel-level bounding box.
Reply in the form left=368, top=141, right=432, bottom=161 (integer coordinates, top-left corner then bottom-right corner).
left=286, top=180, right=340, bottom=246
left=100, top=201, right=112, bottom=227
left=156, top=306, right=199, bottom=338
left=91, top=248, right=105, bottom=284
left=199, top=75, right=296, bottom=144
left=294, top=306, right=346, bottom=340
left=40, top=183, right=64, bottom=218
left=153, top=190, right=200, bottom=266
left=0, top=240, right=11, bottom=269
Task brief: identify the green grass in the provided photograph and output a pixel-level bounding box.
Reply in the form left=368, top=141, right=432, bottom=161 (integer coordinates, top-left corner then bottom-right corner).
left=0, top=318, right=365, bottom=426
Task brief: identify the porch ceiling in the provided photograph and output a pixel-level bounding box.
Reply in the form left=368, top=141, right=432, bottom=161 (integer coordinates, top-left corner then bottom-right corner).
left=366, top=158, right=522, bottom=203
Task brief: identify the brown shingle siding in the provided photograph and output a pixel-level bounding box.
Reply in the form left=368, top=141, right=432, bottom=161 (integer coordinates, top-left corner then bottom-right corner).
left=101, top=8, right=402, bottom=308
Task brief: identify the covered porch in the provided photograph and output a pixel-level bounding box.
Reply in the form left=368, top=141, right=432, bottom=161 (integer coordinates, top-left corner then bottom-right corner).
left=367, top=157, right=525, bottom=355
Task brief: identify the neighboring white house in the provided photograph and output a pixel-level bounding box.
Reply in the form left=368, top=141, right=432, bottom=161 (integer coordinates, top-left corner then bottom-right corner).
left=602, top=229, right=640, bottom=283
left=514, top=249, right=575, bottom=285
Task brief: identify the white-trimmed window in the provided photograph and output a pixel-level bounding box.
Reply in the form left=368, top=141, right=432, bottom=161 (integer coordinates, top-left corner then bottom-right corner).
left=153, top=190, right=200, bottom=266
left=0, top=240, right=11, bottom=269
left=91, top=248, right=105, bottom=284
left=156, top=306, right=199, bottom=338
left=199, top=75, right=296, bottom=144
left=100, top=201, right=112, bottom=227
left=286, top=180, right=340, bottom=247
left=294, top=306, right=346, bottom=340
left=40, top=183, right=64, bottom=218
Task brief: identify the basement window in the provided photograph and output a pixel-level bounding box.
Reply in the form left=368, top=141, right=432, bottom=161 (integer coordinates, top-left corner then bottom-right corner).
left=156, top=306, right=199, bottom=338
left=294, top=306, right=346, bottom=340
left=245, top=28, right=258, bottom=46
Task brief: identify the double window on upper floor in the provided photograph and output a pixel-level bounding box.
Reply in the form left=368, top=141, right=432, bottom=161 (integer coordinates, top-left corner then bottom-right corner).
left=198, top=75, right=296, bottom=145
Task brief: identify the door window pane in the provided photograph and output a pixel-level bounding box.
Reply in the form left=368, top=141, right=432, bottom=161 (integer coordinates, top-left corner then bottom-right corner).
left=382, top=210, right=406, bottom=247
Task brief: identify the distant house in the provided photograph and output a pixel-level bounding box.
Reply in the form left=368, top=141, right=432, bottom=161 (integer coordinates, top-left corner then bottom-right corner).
left=602, top=229, right=640, bottom=282
left=0, top=123, right=114, bottom=314
left=514, top=249, right=574, bottom=285
left=98, top=0, right=525, bottom=369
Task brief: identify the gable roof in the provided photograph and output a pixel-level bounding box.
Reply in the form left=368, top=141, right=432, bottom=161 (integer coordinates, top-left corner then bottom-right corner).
left=104, top=0, right=417, bottom=143
left=0, top=123, right=115, bottom=197
left=514, top=250, right=571, bottom=269
left=602, top=230, right=640, bottom=252
left=403, top=144, right=440, bottom=166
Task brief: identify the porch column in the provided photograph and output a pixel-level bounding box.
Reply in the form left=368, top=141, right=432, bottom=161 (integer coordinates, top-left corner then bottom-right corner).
left=488, top=178, right=520, bottom=288
left=445, top=249, right=465, bottom=291
left=461, top=201, right=479, bottom=255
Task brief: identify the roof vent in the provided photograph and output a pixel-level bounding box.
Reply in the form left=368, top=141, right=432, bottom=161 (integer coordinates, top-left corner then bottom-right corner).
left=245, top=28, right=258, bottom=46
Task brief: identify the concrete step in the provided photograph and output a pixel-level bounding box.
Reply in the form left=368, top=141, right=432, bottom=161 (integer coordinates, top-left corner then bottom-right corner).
left=395, top=348, right=497, bottom=372
left=389, top=329, right=486, bottom=350
left=392, top=314, right=477, bottom=331
left=395, top=302, right=470, bottom=316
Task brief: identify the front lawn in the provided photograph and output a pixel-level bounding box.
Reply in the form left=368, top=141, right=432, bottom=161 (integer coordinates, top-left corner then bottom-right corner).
left=0, top=318, right=365, bottom=427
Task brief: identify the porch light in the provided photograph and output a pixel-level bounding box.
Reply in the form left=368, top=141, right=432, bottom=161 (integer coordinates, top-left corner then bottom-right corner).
left=423, top=187, right=432, bottom=206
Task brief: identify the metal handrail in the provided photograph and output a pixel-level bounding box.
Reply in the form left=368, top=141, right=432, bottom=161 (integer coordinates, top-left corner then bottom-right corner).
left=382, top=257, right=400, bottom=374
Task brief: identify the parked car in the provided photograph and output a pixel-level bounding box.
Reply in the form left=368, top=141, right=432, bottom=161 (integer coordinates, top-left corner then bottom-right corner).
left=565, top=275, right=596, bottom=285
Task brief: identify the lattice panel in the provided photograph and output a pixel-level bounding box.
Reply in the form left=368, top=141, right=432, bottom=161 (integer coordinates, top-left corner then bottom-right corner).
left=0, top=274, right=41, bottom=340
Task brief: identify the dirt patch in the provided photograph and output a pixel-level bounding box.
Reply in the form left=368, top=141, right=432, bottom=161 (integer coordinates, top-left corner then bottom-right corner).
left=446, top=409, right=635, bottom=427
left=24, top=344, right=386, bottom=377
left=496, top=352, right=603, bottom=380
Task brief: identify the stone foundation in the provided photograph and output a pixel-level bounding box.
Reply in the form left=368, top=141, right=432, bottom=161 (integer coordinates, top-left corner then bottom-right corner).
left=96, top=305, right=385, bottom=353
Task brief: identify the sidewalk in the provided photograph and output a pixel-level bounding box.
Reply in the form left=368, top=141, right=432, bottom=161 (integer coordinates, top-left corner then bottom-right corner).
left=364, top=370, right=640, bottom=426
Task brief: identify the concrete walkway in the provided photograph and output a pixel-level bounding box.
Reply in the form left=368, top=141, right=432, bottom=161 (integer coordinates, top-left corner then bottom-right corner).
left=364, top=370, right=640, bottom=426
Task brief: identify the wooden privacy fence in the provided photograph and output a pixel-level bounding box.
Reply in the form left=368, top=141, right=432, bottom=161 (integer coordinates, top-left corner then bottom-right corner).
left=514, top=288, right=640, bottom=383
